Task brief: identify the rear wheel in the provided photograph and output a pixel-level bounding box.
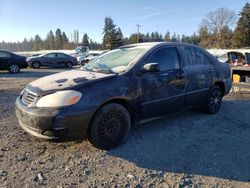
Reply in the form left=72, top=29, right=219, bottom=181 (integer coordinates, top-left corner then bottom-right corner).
left=203, top=85, right=223, bottom=114
left=88, top=103, right=131, bottom=150
left=65, top=62, right=73, bottom=68
left=8, top=64, right=20, bottom=73
left=81, top=61, right=85, bottom=66
left=32, top=61, right=40, bottom=69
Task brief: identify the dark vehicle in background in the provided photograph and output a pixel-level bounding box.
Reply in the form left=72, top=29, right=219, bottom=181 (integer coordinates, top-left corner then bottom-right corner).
left=0, top=50, right=28, bottom=73
left=27, top=52, right=78, bottom=69
left=15, top=42, right=232, bottom=150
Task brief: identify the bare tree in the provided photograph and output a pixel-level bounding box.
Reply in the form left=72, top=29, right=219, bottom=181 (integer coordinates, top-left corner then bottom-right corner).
left=201, top=8, right=237, bottom=48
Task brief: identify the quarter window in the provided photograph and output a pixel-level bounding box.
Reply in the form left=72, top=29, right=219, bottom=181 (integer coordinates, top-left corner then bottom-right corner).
left=146, top=47, right=180, bottom=71
left=57, top=53, right=67, bottom=58
left=45, top=53, right=56, bottom=58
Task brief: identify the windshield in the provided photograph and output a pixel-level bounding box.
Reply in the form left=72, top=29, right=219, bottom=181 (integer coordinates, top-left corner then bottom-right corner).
left=81, top=46, right=148, bottom=74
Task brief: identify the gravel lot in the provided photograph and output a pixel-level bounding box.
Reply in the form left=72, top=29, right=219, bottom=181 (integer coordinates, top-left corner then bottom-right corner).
left=0, top=68, right=250, bottom=187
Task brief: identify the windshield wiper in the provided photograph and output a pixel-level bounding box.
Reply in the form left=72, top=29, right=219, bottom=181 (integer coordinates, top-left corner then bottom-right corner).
left=80, top=65, right=114, bottom=74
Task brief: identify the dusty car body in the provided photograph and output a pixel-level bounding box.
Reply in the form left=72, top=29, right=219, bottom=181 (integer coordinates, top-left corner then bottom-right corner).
left=15, top=42, right=232, bottom=149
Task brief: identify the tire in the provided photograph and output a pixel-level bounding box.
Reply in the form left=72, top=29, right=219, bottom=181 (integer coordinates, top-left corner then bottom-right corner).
left=203, top=85, right=223, bottom=114
left=65, top=62, right=73, bottom=68
left=88, top=103, right=131, bottom=150
left=8, top=64, right=20, bottom=73
left=81, top=61, right=85, bottom=66
left=32, top=61, right=40, bottom=69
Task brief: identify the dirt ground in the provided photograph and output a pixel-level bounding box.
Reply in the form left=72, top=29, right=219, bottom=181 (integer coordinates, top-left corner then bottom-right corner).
left=0, top=69, right=250, bottom=187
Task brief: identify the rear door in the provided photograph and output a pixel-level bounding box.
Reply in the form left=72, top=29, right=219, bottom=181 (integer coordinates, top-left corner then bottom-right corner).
left=43, top=53, right=57, bottom=67
left=56, top=53, right=68, bottom=67
left=180, top=46, right=214, bottom=106
left=140, top=46, right=186, bottom=118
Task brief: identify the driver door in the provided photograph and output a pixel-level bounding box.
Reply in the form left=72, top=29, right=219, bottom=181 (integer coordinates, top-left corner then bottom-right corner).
left=140, top=46, right=186, bottom=118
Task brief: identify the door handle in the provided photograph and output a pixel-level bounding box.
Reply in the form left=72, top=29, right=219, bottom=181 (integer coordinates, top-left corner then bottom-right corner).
left=176, top=73, right=185, bottom=79
left=208, top=68, right=213, bottom=73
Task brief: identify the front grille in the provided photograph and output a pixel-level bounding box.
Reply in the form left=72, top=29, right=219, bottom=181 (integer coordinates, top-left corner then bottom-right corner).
left=21, top=89, right=37, bottom=105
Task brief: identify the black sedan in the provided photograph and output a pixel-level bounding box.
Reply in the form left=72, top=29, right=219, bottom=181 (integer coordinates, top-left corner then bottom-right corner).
left=0, top=50, right=28, bottom=73
left=15, top=42, right=232, bottom=150
left=27, top=52, right=78, bottom=69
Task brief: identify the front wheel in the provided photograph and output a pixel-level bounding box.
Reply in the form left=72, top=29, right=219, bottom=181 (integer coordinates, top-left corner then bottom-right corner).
left=203, top=85, right=223, bottom=114
left=32, top=61, right=40, bottom=69
left=9, top=64, right=20, bottom=73
left=88, top=103, right=131, bottom=150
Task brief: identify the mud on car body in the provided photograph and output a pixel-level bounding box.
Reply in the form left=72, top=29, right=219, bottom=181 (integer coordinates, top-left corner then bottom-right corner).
left=15, top=42, right=232, bottom=150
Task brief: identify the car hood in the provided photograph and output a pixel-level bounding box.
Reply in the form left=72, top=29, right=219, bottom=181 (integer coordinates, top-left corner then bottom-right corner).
left=26, top=69, right=116, bottom=94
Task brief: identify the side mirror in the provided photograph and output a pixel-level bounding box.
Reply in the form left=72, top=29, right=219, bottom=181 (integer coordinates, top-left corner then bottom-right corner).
left=142, top=63, right=160, bottom=73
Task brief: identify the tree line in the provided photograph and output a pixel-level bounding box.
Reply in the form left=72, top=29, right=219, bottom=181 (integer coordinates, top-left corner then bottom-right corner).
left=0, top=3, right=249, bottom=52
left=0, top=28, right=102, bottom=52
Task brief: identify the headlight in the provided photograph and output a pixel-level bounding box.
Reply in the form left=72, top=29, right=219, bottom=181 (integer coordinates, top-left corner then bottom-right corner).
left=36, top=90, right=82, bottom=107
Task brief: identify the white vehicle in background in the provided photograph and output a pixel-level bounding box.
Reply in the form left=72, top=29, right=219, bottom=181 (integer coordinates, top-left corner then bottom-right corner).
left=70, top=46, right=89, bottom=65
left=80, top=51, right=104, bottom=65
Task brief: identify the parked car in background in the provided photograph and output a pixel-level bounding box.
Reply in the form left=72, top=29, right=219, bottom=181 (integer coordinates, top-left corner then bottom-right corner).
left=80, top=52, right=104, bottom=65
left=27, top=52, right=78, bottom=69
left=0, top=49, right=28, bottom=73
left=15, top=42, right=232, bottom=150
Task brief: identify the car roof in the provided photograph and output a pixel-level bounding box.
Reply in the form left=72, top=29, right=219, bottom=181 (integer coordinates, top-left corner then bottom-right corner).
left=122, top=42, right=199, bottom=49
left=0, top=49, right=13, bottom=53
left=42, top=52, right=68, bottom=55
left=0, top=49, right=18, bottom=55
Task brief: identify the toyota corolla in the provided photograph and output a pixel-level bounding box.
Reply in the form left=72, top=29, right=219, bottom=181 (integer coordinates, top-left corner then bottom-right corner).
left=15, top=42, right=232, bottom=150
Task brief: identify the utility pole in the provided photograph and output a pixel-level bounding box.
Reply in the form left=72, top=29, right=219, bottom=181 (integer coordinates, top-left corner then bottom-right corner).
left=136, top=24, right=141, bottom=43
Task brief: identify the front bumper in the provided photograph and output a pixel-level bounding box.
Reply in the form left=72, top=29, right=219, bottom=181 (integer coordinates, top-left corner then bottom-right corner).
left=15, top=97, right=95, bottom=139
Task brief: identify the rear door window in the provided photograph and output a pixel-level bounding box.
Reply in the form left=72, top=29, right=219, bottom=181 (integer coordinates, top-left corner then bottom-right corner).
left=182, top=46, right=211, bottom=67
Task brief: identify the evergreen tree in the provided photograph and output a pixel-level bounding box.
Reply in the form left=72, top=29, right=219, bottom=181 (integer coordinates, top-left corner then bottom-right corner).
left=123, top=37, right=130, bottom=45
left=220, top=27, right=233, bottom=48
left=177, top=34, right=181, bottom=42
left=171, top=32, right=177, bottom=42
left=22, top=38, right=29, bottom=51
left=199, top=26, right=212, bottom=48
left=62, top=32, right=69, bottom=49
left=55, top=28, right=63, bottom=49
left=45, top=30, right=54, bottom=50
left=116, top=27, right=124, bottom=47
left=89, top=39, right=102, bottom=50
left=32, top=35, right=42, bottom=51
left=82, top=33, right=90, bottom=47
left=232, top=3, right=250, bottom=48
left=144, top=32, right=150, bottom=42
left=150, top=32, right=155, bottom=41
left=164, top=31, right=171, bottom=42
left=102, top=17, right=123, bottom=49
left=129, top=33, right=143, bottom=43
left=190, top=32, right=200, bottom=45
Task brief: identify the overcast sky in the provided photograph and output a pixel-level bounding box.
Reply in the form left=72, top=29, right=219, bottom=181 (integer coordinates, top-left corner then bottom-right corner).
left=0, top=0, right=248, bottom=42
